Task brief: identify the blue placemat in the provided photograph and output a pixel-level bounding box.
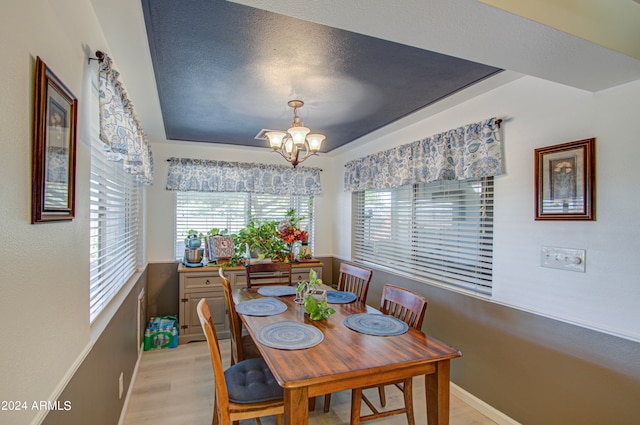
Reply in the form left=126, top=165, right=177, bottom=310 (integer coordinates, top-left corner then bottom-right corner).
left=256, top=320, right=324, bottom=350
left=257, top=286, right=298, bottom=297
left=326, top=290, right=357, bottom=304
left=235, top=298, right=288, bottom=316
left=343, top=313, right=409, bottom=336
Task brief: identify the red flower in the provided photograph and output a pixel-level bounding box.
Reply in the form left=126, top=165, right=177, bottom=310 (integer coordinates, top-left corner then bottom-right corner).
left=277, top=224, right=308, bottom=245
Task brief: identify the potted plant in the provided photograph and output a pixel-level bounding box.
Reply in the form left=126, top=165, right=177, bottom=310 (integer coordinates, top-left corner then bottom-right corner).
left=277, top=208, right=309, bottom=262
left=296, top=269, right=335, bottom=320
left=231, top=218, right=288, bottom=262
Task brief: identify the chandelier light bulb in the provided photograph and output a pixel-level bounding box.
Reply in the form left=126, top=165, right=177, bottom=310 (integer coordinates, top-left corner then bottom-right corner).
left=284, top=138, right=294, bottom=154
left=288, top=126, right=310, bottom=146
left=306, top=134, right=325, bottom=152
left=265, top=131, right=286, bottom=149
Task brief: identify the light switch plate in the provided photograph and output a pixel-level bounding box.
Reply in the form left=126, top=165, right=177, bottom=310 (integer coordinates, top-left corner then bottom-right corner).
left=541, top=246, right=586, bottom=272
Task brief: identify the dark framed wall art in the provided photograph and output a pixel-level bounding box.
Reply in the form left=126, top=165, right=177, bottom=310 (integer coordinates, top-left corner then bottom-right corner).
left=32, top=57, right=78, bottom=223
left=534, top=138, right=595, bottom=221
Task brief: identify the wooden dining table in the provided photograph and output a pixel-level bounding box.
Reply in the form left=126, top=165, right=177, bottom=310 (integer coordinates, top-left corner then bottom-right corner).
left=233, top=285, right=461, bottom=425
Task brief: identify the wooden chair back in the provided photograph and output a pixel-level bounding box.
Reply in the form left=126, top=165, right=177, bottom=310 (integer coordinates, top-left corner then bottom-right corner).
left=336, top=263, right=373, bottom=303
left=379, top=284, right=428, bottom=329
left=196, top=298, right=231, bottom=423
left=345, top=285, right=429, bottom=423
left=197, top=298, right=283, bottom=425
left=219, top=268, right=243, bottom=365
left=245, top=262, right=292, bottom=288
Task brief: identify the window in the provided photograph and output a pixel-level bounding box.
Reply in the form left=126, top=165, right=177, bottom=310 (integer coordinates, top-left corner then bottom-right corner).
left=89, top=94, right=142, bottom=323
left=353, top=177, right=493, bottom=295
left=175, top=192, right=314, bottom=259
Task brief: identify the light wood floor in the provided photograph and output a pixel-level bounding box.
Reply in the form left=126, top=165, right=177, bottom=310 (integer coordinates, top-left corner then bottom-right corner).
left=122, top=340, right=497, bottom=425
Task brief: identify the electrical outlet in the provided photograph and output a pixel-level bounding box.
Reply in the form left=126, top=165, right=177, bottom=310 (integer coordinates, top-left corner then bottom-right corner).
left=119, top=372, right=124, bottom=399
left=541, top=246, right=586, bottom=272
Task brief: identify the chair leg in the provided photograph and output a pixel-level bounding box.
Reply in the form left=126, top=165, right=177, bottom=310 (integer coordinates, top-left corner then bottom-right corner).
left=275, top=414, right=283, bottom=425
left=377, top=384, right=386, bottom=407
left=324, top=393, right=332, bottom=413
left=403, top=378, right=415, bottom=425
left=350, top=389, right=363, bottom=425
left=309, top=396, right=316, bottom=411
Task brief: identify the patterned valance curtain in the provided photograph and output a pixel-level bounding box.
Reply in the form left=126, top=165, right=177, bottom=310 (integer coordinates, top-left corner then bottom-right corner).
left=344, top=117, right=502, bottom=191
left=98, top=52, right=154, bottom=185
left=166, top=158, right=322, bottom=196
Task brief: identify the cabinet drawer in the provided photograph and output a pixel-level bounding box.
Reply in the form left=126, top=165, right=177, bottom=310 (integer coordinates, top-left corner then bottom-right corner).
left=292, top=267, right=322, bottom=284
left=183, top=274, right=222, bottom=290
left=293, top=271, right=310, bottom=284
left=232, top=273, right=247, bottom=288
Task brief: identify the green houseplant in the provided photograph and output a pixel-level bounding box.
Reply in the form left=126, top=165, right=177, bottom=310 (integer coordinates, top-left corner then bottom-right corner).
left=296, top=269, right=335, bottom=320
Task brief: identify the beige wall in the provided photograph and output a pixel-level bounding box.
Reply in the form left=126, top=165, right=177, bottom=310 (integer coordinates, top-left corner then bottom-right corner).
left=146, top=141, right=335, bottom=261
left=330, top=75, right=640, bottom=342
left=0, top=1, right=113, bottom=424
left=2, top=1, right=639, bottom=425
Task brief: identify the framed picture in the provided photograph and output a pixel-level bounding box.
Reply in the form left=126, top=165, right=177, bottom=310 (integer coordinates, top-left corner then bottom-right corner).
left=534, top=138, right=595, bottom=220
left=32, top=57, right=78, bottom=223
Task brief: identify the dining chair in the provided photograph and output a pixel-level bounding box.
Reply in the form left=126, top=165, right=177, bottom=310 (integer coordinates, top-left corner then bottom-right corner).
left=349, top=284, right=428, bottom=425
left=336, top=262, right=373, bottom=303
left=322, top=262, right=374, bottom=413
left=245, top=262, right=292, bottom=288
left=219, top=268, right=261, bottom=365
left=196, top=298, right=284, bottom=425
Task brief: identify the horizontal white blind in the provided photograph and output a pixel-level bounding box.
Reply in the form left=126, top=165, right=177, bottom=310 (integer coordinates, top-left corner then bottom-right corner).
left=353, top=178, right=493, bottom=294
left=175, top=192, right=314, bottom=259
left=89, top=138, right=141, bottom=323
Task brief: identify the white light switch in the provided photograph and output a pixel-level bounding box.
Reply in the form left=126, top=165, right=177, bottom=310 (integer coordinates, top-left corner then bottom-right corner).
left=541, top=246, right=586, bottom=272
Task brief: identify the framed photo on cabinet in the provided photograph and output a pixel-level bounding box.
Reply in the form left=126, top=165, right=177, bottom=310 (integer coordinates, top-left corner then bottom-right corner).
left=32, top=57, right=78, bottom=223
left=534, top=138, right=595, bottom=221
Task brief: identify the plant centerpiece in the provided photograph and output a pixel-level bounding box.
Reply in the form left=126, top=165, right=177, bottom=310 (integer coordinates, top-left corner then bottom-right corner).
left=233, top=218, right=287, bottom=262
left=296, top=269, right=335, bottom=320
left=277, top=208, right=308, bottom=262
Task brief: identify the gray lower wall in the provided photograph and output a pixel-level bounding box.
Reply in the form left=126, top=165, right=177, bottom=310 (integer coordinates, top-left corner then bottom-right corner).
left=42, top=260, right=640, bottom=425
left=331, top=259, right=640, bottom=425
left=42, top=268, right=147, bottom=425
left=145, top=257, right=335, bottom=319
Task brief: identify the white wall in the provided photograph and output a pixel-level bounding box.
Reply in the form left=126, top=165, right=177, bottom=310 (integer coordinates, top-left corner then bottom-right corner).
left=0, top=1, right=109, bottom=424
left=330, top=75, right=640, bottom=342
left=146, top=141, right=335, bottom=262
left=146, top=74, right=640, bottom=341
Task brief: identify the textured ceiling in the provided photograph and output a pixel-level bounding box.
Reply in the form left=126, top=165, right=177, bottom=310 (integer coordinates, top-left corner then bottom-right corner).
left=141, top=0, right=501, bottom=152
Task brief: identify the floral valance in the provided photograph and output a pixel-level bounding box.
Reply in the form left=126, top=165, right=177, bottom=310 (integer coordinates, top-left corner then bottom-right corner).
left=165, top=158, right=322, bottom=196
left=344, top=117, right=502, bottom=191
left=98, top=52, right=154, bottom=185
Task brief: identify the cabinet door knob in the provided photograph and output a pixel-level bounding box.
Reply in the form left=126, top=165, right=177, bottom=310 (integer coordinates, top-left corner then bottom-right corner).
left=205, top=279, right=211, bottom=285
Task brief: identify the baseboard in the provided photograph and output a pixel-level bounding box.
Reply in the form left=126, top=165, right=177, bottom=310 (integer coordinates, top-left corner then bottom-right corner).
left=450, top=382, right=521, bottom=425
left=30, top=342, right=93, bottom=425
left=117, top=345, right=144, bottom=425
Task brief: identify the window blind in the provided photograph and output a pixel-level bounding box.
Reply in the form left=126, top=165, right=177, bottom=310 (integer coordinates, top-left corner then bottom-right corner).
left=89, top=136, right=141, bottom=322
left=353, top=177, right=493, bottom=295
left=175, top=192, right=314, bottom=259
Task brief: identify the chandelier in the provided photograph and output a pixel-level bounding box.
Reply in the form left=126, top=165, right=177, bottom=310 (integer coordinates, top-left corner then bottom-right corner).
left=264, top=100, right=325, bottom=168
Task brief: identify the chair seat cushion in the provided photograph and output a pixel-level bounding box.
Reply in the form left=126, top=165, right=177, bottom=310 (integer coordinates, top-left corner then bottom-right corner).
left=224, top=357, right=283, bottom=404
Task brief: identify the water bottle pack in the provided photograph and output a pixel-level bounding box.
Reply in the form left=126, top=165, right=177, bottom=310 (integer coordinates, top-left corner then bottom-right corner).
left=144, top=315, right=179, bottom=350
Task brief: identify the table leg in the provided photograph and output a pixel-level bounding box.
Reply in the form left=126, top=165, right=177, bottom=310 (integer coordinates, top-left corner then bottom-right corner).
left=425, top=359, right=451, bottom=425
left=284, top=387, right=309, bottom=425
